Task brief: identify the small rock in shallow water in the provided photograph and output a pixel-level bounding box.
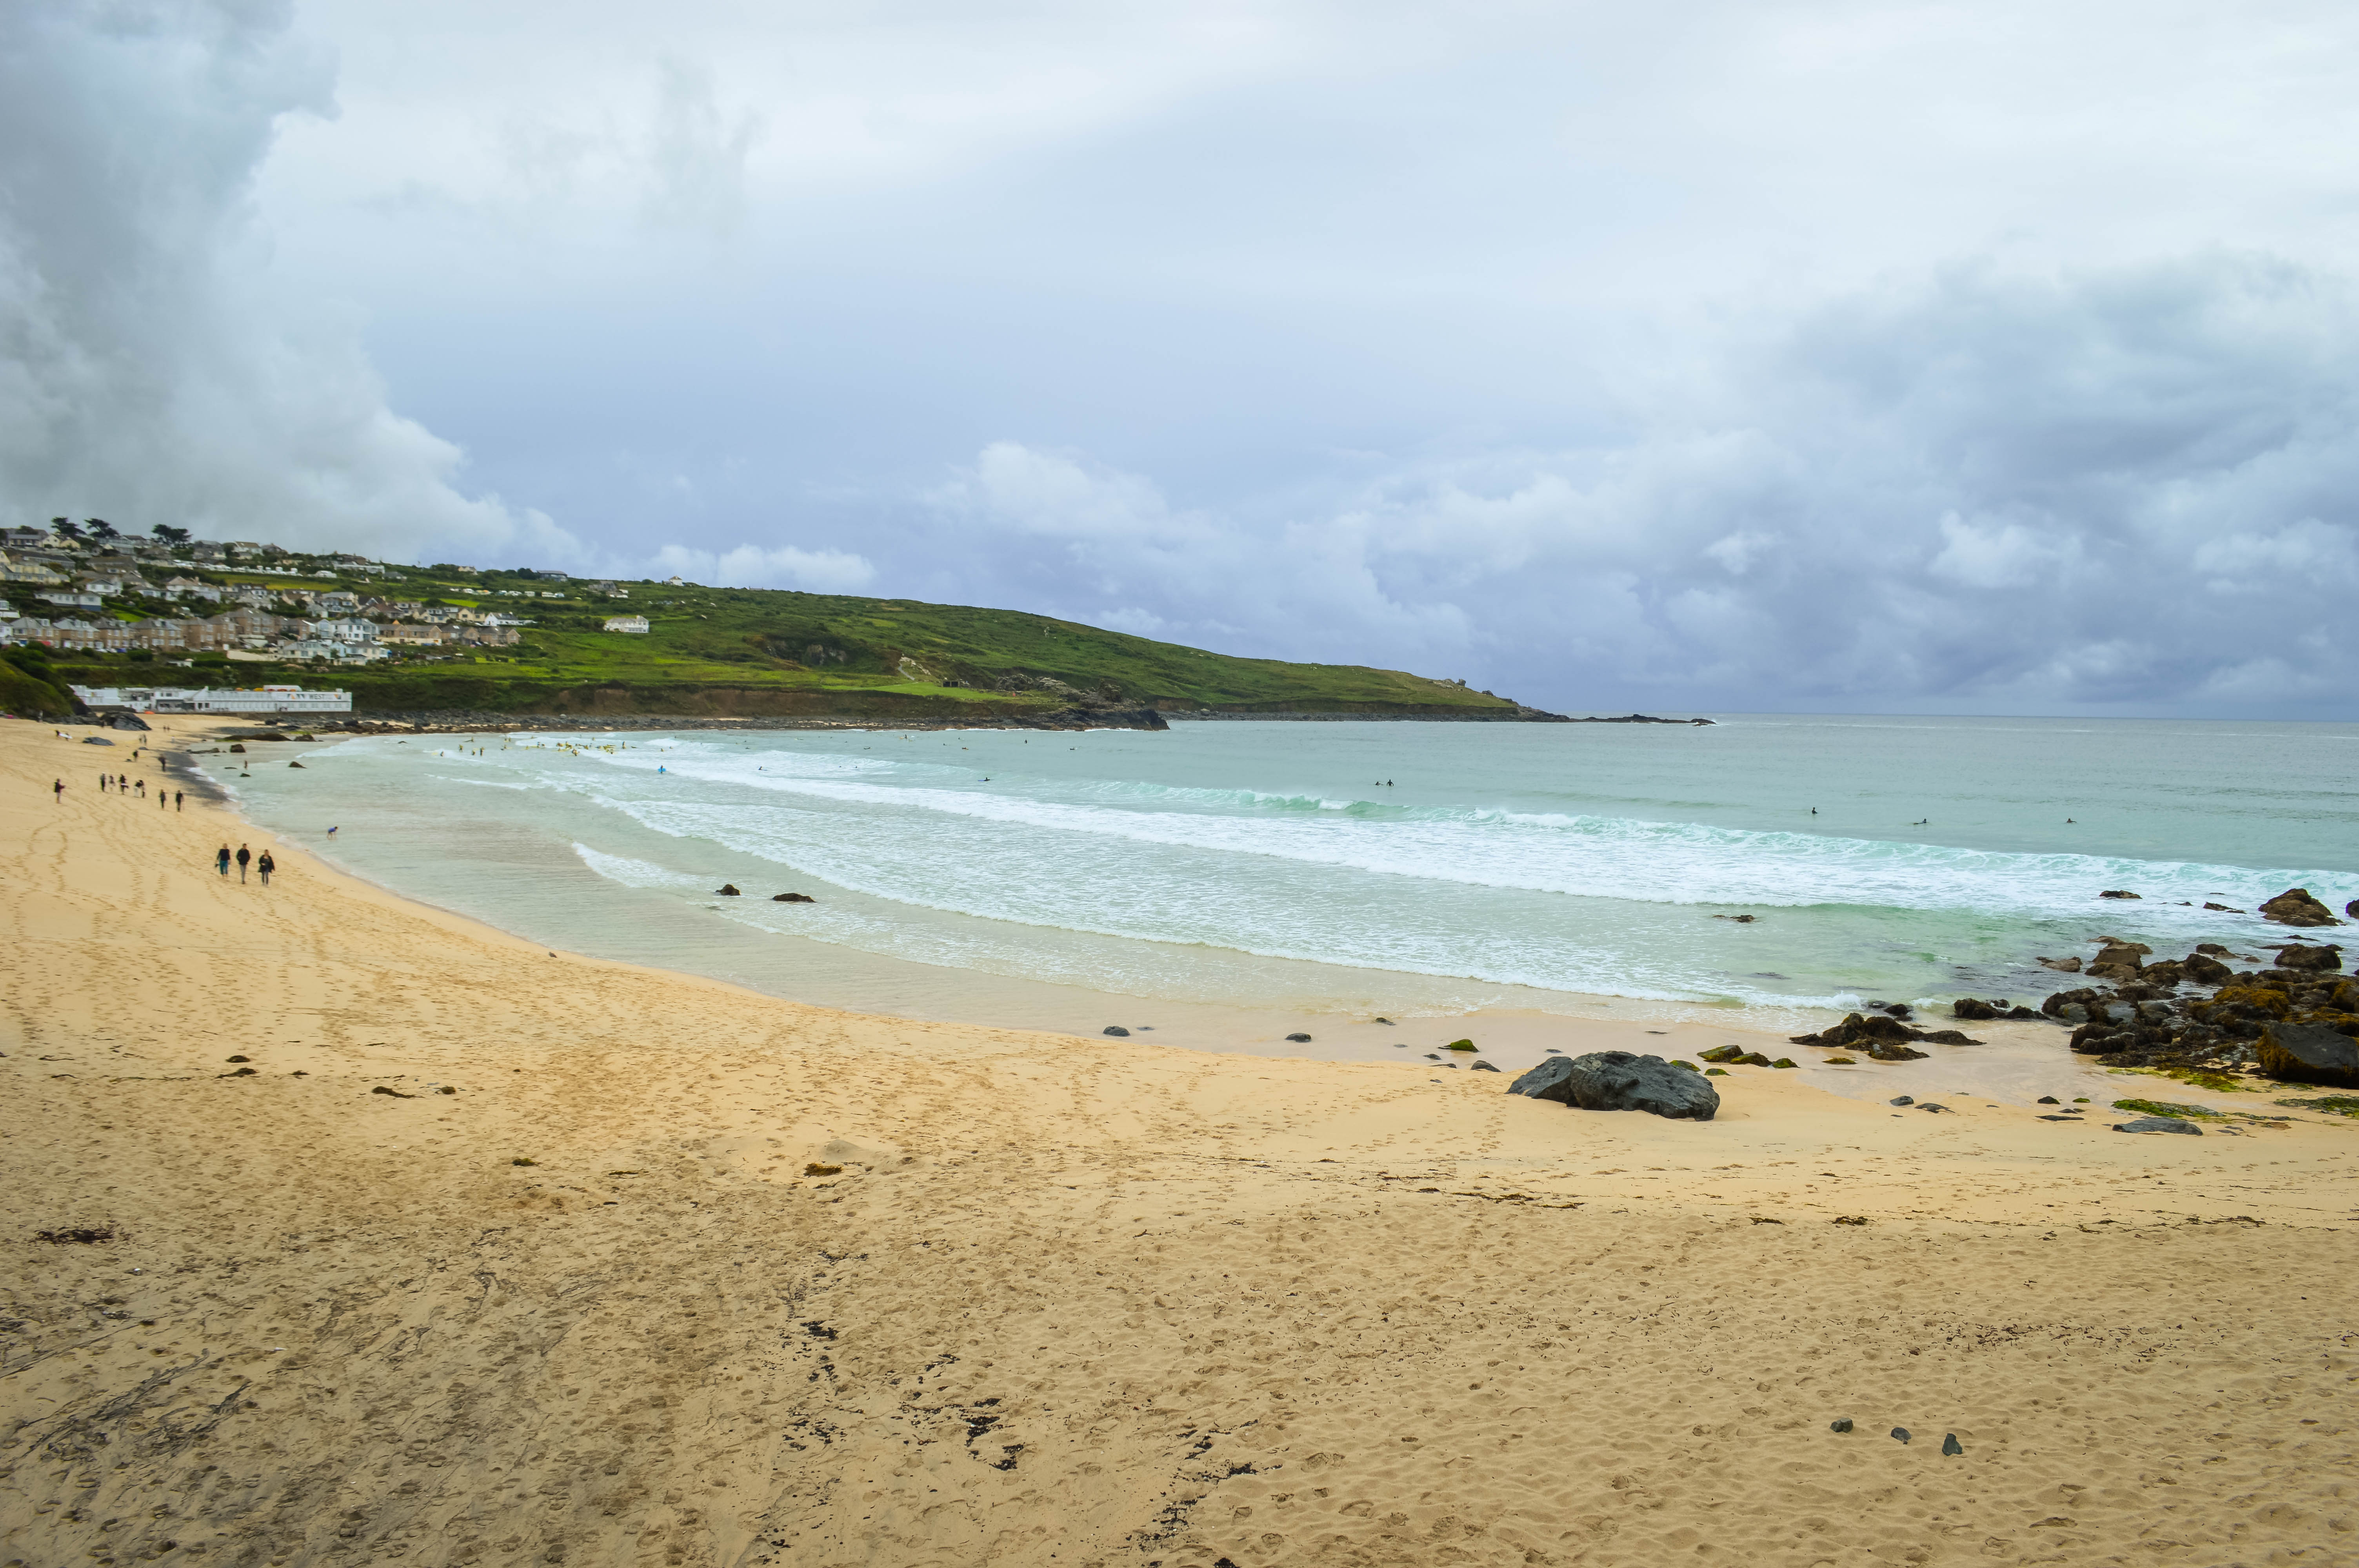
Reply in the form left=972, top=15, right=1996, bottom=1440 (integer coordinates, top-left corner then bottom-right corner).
left=1470, top=1060, right=1499, bottom=1072
left=1917, top=1102, right=1950, bottom=1113
left=1830, top=1418, right=1854, bottom=1433
left=714, top=884, right=741, bottom=896
left=771, top=892, right=814, bottom=902
left=1890, top=1427, right=1911, bottom=1444
left=1942, top=1433, right=1964, bottom=1456
left=1285, top=1032, right=1312, bottom=1042
left=1102, top=1026, right=1130, bottom=1037
left=1889, top=1095, right=1914, bottom=1106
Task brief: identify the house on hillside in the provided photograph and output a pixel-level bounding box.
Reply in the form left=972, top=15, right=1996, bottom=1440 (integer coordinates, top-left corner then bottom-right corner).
left=602, top=615, right=651, bottom=634
left=163, top=577, right=223, bottom=602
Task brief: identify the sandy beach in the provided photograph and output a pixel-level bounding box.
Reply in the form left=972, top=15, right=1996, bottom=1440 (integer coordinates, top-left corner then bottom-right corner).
left=4, top=715, right=2356, bottom=1568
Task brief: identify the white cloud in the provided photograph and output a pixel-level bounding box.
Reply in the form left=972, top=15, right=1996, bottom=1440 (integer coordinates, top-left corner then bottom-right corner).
left=648, top=543, right=875, bottom=592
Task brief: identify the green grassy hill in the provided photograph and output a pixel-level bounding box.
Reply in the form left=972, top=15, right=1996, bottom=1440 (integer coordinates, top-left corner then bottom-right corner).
left=40, top=568, right=1548, bottom=722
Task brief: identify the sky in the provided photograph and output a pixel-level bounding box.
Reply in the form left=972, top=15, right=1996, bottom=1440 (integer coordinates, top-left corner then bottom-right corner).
left=5, top=0, right=2358, bottom=717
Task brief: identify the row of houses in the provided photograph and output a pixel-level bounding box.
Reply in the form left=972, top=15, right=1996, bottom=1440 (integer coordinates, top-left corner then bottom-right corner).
left=1, top=608, right=520, bottom=660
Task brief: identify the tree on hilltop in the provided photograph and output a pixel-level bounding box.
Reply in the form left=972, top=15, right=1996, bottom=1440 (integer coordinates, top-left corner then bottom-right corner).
left=150, top=523, right=192, bottom=546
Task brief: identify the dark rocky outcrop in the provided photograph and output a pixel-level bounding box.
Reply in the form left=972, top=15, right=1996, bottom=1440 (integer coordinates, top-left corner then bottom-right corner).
left=1952, top=998, right=1999, bottom=1020
left=2037, top=956, right=2082, bottom=973
left=2273, top=943, right=2344, bottom=972
left=2260, top=887, right=2342, bottom=927
left=1507, top=1051, right=1719, bottom=1120
left=715, top=884, right=741, bottom=896
left=1102, top=1026, right=1130, bottom=1037
left=2099, top=889, right=2142, bottom=900
left=772, top=892, right=814, bottom=902
left=2255, top=1022, right=2359, bottom=1087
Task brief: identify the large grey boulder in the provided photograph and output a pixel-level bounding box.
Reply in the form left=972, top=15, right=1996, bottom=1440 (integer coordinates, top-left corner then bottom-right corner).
left=1507, top=1051, right=1720, bottom=1121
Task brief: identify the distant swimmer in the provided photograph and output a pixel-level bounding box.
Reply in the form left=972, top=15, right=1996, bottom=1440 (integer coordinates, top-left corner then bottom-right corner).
left=327, top=826, right=338, bottom=837
left=2065, top=817, right=2074, bottom=823
left=1810, top=807, right=1816, bottom=814
left=657, top=765, right=667, bottom=773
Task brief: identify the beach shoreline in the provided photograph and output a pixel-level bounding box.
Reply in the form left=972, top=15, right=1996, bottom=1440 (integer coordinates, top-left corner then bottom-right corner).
left=5, top=712, right=2356, bottom=1568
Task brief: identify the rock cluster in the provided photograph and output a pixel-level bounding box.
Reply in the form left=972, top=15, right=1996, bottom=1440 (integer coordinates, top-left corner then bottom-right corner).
left=2041, top=939, right=2357, bottom=1078
left=1950, top=998, right=2043, bottom=1021
left=1783, top=1012, right=1985, bottom=1061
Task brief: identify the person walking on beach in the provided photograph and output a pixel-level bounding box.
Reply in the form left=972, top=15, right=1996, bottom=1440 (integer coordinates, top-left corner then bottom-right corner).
left=235, top=844, right=252, bottom=882
left=215, top=845, right=231, bottom=876
left=256, top=850, right=274, bottom=887
left=53, top=779, right=64, bottom=802
left=174, top=790, right=183, bottom=811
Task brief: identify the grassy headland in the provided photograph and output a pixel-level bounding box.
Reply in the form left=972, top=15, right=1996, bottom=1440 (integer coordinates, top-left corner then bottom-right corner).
left=26, top=565, right=1547, bottom=722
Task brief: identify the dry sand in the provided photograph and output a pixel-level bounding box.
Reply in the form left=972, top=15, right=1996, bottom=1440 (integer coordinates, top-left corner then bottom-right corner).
left=4, top=715, right=2356, bottom=1568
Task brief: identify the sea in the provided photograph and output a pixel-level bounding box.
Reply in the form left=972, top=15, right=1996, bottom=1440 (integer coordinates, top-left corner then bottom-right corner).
left=216, top=715, right=2357, bottom=1071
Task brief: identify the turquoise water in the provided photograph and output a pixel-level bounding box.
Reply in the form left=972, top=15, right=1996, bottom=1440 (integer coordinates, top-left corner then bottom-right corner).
left=220, top=715, right=2358, bottom=1027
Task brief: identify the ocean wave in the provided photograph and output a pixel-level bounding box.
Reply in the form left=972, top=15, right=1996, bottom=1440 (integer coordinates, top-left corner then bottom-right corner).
left=571, top=751, right=2340, bottom=921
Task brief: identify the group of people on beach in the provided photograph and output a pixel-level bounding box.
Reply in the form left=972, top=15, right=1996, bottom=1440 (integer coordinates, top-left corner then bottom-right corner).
left=89, top=772, right=184, bottom=810
left=215, top=842, right=274, bottom=886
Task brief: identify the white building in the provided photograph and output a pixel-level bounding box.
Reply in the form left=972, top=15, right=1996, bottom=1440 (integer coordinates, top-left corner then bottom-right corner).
left=69, top=684, right=353, bottom=714
left=602, top=615, right=651, bottom=633
left=311, top=616, right=375, bottom=641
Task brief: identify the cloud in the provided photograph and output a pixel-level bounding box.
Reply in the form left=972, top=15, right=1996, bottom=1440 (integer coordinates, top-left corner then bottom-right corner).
left=0, top=0, right=564, bottom=561
left=910, top=254, right=2359, bottom=716
left=647, top=542, right=875, bottom=592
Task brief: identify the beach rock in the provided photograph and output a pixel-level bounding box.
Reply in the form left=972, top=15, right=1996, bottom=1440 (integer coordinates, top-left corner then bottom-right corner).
left=1285, top=1032, right=1312, bottom=1042
left=1890, top=1427, right=1912, bottom=1444
left=2205, top=901, right=2246, bottom=913
left=1830, top=1418, right=1854, bottom=1433
left=227, top=743, right=245, bottom=753
left=2099, top=889, right=2141, bottom=900
left=2113, top=1115, right=2201, bottom=1135
left=1470, top=1060, right=1500, bottom=1072
left=1942, top=1434, right=1965, bottom=1457
left=2038, top=956, right=2083, bottom=973
left=1889, top=1095, right=1914, bottom=1106
left=1102, top=1026, right=1130, bottom=1037
left=1771, top=1057, right=1799, bottom=1069
left=2055, top=1003, right=2090, bottom=1024
left=715, top=884, right=741, bottom=896
left=2183, top=953, right=2234, bottom=985
left=2349, top=899, right=2359, bottom=920
left=1506, top=1051, right=1719, bottom=1120
left=2274, top=943, right=2344, bottom=972
left=1445, top=1039, right=1477, bottom=1052
left=2255, top=1021, right=2359, bottom=1087
left=1917, top=1102, right=1950, bottom=1113
left=1952, top=998, right=2000, bottom=1020
left=288, top=760, right=304, bottom=768
left=2260, top=887, right=2342, bottom=927
left=2037, top=1095, right=2060, bottom=1104
left=1879, top=1003, right=1913, bottom=1020
left=1700, top=1045, right=1745, bottom=1063
left=772, top=892, right=815, bottom=902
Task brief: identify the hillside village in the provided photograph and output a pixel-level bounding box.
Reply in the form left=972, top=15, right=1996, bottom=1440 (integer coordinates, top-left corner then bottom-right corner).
left=0, top=518, right=658, bottom=665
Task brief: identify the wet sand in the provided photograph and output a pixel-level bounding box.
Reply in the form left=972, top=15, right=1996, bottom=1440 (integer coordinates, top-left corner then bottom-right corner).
left=4, top=714, right=2356, bottom=1568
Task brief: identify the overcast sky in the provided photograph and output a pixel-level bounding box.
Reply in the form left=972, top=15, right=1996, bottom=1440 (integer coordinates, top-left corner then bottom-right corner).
left=5, top=0, right=2358, bottom=716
